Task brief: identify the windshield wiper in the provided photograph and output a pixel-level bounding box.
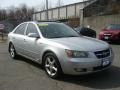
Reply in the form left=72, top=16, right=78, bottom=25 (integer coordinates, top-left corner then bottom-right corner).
left=48, top=36, right=63, bottom=38
left=66, top=35, right=79, bottom=37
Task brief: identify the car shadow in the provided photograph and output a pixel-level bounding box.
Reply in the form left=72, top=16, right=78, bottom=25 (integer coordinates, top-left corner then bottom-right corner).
left=15, top=55, right=44, bottom=70
left=15, top=56, right=120, bottom=89
left=59, top=66, right=120, bottom=89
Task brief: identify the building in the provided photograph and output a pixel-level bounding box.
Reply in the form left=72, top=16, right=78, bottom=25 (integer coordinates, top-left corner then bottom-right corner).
left=83, top=0, right=120, bottom=33
left=33, top=0, right=120, bottom=28
left=32, top=0, right=96, bottom=27
left=84, top=0, right=120, bottom=17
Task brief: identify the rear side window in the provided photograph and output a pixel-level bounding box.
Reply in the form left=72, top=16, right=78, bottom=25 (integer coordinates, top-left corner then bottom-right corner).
left=14, top=23, right=27, bottom=35
left=26, top=23, right=39, bottom=35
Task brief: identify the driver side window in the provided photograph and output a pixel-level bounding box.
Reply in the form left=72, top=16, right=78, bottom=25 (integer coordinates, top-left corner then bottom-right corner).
left=26, top=23, right=39, bottom=35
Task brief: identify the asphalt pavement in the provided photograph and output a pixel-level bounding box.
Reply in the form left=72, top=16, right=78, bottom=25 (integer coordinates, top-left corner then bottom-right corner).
left=0, top=43, right=120, bottom=90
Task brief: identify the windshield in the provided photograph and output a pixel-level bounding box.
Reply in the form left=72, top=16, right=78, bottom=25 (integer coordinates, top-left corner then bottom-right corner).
left=37, top=23, right=79, bottom=38
left=106, top=24, right=120, bottom=30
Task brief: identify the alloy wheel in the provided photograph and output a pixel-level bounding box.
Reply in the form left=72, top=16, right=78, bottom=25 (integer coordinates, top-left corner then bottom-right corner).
left=45, top=56, right=58, bottom=77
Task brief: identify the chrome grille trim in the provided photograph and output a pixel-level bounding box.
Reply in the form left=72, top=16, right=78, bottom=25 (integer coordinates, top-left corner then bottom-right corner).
left=94, top=49, right=110, bottom=59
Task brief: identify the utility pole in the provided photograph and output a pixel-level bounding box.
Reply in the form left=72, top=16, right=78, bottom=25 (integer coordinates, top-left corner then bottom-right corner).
left=46, top=0, right=48, bottom=20
left=80, top=0, right=85, bottom=27
left=58, top=0, right=61, bottom=7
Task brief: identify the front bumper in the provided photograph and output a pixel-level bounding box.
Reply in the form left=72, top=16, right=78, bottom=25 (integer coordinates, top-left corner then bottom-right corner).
left=100, top=35, right=120, bottom=42
left=60, top=55, right=113, bottom=75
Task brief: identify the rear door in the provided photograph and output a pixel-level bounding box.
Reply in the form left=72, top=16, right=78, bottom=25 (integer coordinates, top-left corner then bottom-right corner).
left=12, top=23, right=28, bottom=54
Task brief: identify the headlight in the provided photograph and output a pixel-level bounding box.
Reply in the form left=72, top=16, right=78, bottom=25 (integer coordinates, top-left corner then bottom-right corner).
left=65, top=49, right=89, bottom=58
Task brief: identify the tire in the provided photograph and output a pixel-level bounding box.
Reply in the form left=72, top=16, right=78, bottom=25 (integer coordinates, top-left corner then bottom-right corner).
left=43, top=52, right=62, bottom=79
left=9, top=43, right=18, bottom=59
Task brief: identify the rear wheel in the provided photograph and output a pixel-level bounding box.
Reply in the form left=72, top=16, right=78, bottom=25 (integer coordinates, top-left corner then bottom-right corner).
left=9, top=44, right=18, bottom=59
left=43, top=53, right=62, bottom=79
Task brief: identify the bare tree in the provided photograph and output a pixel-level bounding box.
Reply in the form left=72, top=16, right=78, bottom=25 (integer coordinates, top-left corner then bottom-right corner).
left=4, top=4, right=34, bottom=26
left=41, top=4, right=46, bottom=11
left=56, top=0, right=64, bottom=7
left=48, top=0, right=52, bottom=9
left=35, top=3, right=46, bottom=11
left=0, top=9, right=7, bottom=20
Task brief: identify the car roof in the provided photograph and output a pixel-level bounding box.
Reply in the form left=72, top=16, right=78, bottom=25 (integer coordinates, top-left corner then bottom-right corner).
left=27, top=21, right=61, bottom=24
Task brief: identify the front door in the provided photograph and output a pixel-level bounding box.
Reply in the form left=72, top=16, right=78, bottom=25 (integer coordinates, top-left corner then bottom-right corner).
left=24, top=23, right=41, bottom=61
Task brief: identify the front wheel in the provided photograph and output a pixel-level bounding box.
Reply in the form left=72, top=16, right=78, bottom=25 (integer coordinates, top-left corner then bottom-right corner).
left=43, top=53, right=62, bottom=79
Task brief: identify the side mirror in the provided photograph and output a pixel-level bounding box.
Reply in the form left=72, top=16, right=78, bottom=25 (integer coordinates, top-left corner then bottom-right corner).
left=28, top=33, right=40, bottom=38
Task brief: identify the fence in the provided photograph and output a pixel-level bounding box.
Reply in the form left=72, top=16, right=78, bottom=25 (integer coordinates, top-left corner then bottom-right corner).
left=0, top=32, right=7, bottom=42
left=0, top=20, right=15, bottom=42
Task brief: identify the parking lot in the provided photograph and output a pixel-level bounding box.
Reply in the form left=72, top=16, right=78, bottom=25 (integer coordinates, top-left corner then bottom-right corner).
left=0, top=42, right=120, bottom=90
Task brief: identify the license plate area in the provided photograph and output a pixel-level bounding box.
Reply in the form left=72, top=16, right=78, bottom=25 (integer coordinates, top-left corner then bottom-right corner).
left=104, top=36, right=109, bottom=39
left=104, top=34, right=111, bottom=40
left=102, top=58, right=110, bottom=67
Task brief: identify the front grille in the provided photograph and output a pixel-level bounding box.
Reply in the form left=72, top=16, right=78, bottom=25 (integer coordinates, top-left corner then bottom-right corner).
left=104, top=34, right=112, bottom=37
left=94, top=49, right=110, bottom=59
left=93, top=64, right=111, bottom=71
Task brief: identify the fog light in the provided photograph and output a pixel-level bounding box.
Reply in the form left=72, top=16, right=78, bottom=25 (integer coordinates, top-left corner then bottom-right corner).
left=74, top=68, right=87, bottom=72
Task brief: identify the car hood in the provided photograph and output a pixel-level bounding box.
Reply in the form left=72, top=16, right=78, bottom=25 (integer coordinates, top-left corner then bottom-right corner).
left=102, top=30, right=120, bottom=34
left=49, top=36, right=109, bottom=51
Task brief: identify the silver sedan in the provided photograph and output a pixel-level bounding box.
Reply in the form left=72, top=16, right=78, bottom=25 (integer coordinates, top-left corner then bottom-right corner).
left=8, top=21, right=114, bottom=79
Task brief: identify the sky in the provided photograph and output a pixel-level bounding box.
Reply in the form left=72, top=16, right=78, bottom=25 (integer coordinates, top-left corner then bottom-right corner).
left=0, top=0, right=83, bottom=9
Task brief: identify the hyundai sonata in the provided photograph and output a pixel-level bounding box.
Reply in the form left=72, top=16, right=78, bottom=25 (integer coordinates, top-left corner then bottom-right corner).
left=8, top=21, right=114, bottom=79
